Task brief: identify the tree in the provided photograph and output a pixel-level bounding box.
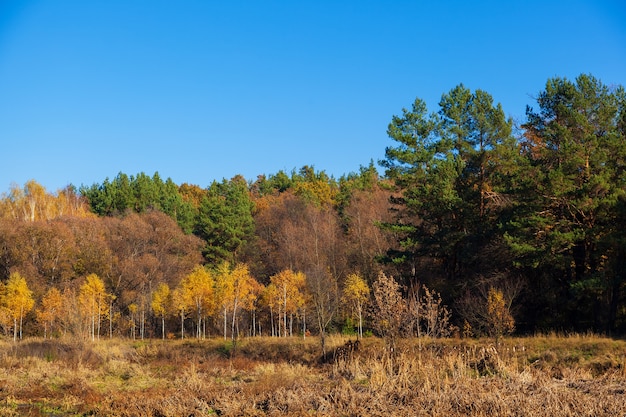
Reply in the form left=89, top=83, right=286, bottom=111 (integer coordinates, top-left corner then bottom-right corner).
left=339, top=173, right=395, bottom=283
left=103, top=211, right=202, bottom=318
left=244, top=277, right=264, bottom=337
left=417, top=284, right=454, bottom=338
left=269, top=269, right=307, bottom=337
left=227, top=263, right=258, bottom=339
left=36, top=287, right=63, bottom=338
left=369, top=271, right=405, bottom=348
left=508, top=74, right=626, bottom=331
left=214, top=262, right=235, bottom=339
left=292, top=165, right=338, bottom=207
left=487, top=287, right=515, bottom=343
left=342, top=272, right=370, bottom=339
left=128, top=303, right=138, bottom=339
left=381, top=86, right=517, bottom=291
left=179, top=265, right=214, bottom=339
left=195, top=176, right=255, bottom=264
left=213, top=262, right=259, bottom=340
left=3, top=271, right=35, bottom=341
left=307, top=266, right=339, bottom=355
left=0, top=182, right=90, bottom=221
left=260, top=282, right=280, bottom=337
left=80, top=171, right=196, bottom=232
left=151, top=283, right=171, bottom=340
left=170, top=288, right=188, bottom=339
left=78, top=273, right=113, bottom=341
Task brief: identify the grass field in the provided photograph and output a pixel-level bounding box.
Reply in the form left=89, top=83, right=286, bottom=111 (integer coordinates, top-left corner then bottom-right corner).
left=1, top=334, right=625, bottom=416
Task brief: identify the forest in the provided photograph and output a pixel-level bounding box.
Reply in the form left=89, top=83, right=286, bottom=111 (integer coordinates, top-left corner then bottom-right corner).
left=1, top=73, right=625, bottom=342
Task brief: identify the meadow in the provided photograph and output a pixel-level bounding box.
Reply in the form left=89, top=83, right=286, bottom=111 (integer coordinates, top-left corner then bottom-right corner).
left=1, top=334, right=625, bottom=416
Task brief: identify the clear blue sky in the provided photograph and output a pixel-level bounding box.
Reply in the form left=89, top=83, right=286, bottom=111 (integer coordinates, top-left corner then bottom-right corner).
left=1, top=1, right=625, bottom=192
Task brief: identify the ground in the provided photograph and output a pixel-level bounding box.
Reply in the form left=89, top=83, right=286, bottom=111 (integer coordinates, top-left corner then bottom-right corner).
left=0, top=334, right=625, bottom=416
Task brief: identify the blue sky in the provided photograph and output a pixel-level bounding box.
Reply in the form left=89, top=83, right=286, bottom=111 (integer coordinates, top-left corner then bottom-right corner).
left=1, top=1, right=625, bottom=192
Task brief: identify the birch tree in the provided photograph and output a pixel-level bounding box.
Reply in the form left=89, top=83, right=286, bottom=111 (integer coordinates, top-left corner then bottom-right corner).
left=151, top=283, right=171, bottom=339
left=3, top=272, right=35, bottom=340
left=36, top=287, right=63, bottom=339
left=78, top=273, right=113, bottom=341
left=342, top=272, right=370, bottom=339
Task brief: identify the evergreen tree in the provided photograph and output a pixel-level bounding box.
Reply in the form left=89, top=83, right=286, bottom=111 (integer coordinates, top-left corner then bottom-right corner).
left=195, top=176, right=255, bottom=264
left=381, top=86, right=517, bottom=292
left=507, top=74, right=626, bottom=331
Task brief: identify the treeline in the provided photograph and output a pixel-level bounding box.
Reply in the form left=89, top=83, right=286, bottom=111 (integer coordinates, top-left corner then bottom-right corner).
left=0, top=164, right=399, bottom=340
left=0, top=73, right=625, bottom=340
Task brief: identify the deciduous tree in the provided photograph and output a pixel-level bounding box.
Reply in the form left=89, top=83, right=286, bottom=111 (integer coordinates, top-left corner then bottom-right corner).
left=342, top=272, right=370, bottom=339
left=151, top=283, right=171, bottom=340
left=270, top=269, right=307, bottom=337
left=3, top=271, right=35, bottom=340
left=78, top=273, right=113, bottom=341
left=369, top=271, right=405, bottom=348
left=36, top=287, right=63, bottom=339
left=487, top=287, right=515, bottom=343
left=179, top=265, right=214, bottom=339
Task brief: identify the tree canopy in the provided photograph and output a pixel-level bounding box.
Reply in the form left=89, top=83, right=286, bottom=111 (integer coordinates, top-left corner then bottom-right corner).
left=0, top=73, right=624, bottom=339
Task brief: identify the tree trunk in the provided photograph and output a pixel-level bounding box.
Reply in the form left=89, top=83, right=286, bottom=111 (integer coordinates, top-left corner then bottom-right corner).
left=180, top=310, right=185, bottom=339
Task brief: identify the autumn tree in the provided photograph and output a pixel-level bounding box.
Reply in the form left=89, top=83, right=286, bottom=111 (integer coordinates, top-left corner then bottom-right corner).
left=369, top=271, right=406, bottom=348
left=0, top=292, right=11, bottom=336
left=245, top=277, right=264, bottom=337
left=307, top=266, right=339, bottom=355
left=103, top=211, right=202, bottom=322
left=214, top=262, right=235, bottom=339
left=3, top=271, right=35, bottom=340
left=151, top=282, right=171, bottom=339
left=128, top=303, right=139, bottom=339
left=178, top=265, right=214, bottom=339
left=416, top=284, right=454, bottom=338
left=227, top=263, right=258, bottom=339
left=339, top=168, right=396, bottom=283
left=487, top=287, right=515, bottom=344
left=260, top=283, right=280, bottom=337
left=19, top=220, right=77, bottom=289
left=213, top=262, right=260, bottom=340
left=36, top=287, right=63, bottom=338
left=269, top=269, right=308, bottom=337
left=342, top=272, right=370, bottom=339
left=78, top=273, right=113, bottom=341
left=170, top=288, right=188, bottom=339
left=0, top=182, right=90, bottom=221
left=291, top=165, right=338, bottom=207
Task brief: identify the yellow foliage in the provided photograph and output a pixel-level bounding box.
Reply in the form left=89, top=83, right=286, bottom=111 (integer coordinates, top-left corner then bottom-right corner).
left=293, top=180, right=337, bottom=207
left=0, top=180, right=92, bottom=221
left=267, top=269, right=308, bottom=337
left=151, top=283, right=171, bottom=318
left=78, top=273, right=114, bottom=340
left=342, top=273, right=370, bottom=307
left=3, top=271, right=35, bottom=340
left=178, top=265, right=215, bottom=338
left=270, top=269, right=308, bottom=315
left=487, top=287, right=515, bottom=340
left=36, top=287, right=63, bottom=338
left=342, top=272, right=370, bottom=338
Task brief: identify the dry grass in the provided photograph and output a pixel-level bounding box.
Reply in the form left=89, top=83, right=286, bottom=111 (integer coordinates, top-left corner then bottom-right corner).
left=0, top=334, right=624, bottom=416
